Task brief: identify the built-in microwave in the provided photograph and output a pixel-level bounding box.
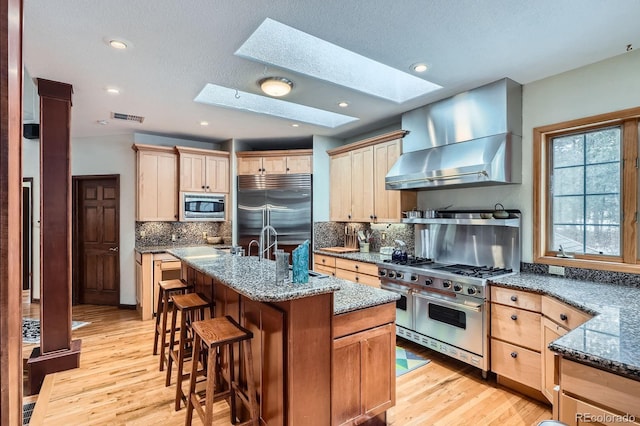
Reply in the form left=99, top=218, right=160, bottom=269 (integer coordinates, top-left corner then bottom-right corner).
left=180, top=192, right=226, bottom=221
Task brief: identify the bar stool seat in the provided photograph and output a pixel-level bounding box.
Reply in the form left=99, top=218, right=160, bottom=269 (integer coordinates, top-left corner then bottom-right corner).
left=185, top=316, right=258, bottom=426
left=153, top=279, right=190, bottom=371
left=166, top=293, right=212, bottom=411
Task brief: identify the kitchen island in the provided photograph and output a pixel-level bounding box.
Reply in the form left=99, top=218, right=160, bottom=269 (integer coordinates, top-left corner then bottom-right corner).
left=167, top=246, right=399, bottom=426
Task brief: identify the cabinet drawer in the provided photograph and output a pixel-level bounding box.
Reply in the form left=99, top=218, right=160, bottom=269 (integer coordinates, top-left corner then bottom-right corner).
left=491, top=304, right=541, bottom=351
left=314, top=264, right=336, bottom=276
left=491, top=287, right=541, bottom=312
left=542, top=296, right=591, bottom=330
left=560, top=393, right=640, bottom=426
left=335, top=258, right=378, bottom=276
left=335, top=269, right=380, bottom=288
left=315, top=254, right=336, bottom=268
left=561, top=359, right=640, bottom=418
left=160, top=260, right=181, bottom=271
left=491, top=339, right=541, bottom=391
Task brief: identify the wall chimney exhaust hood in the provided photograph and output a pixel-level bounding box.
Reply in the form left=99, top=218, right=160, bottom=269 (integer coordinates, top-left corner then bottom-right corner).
left=386, top=78, right=522, bottom=190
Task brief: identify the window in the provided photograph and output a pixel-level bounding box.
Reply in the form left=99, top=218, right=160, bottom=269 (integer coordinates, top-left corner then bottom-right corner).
left=534, top=107, right=640, bottom=271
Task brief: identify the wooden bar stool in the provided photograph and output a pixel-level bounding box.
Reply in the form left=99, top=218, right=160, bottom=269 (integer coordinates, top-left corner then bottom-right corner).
left=153, top=279, right=190, bottom=371
left=185, top=316, right=258, bottom=426
left=166, top=293, right=212, bottom=411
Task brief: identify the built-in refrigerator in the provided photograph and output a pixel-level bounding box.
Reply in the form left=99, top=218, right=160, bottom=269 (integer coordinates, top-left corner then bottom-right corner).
left=237, top=174, right=312, bottom=260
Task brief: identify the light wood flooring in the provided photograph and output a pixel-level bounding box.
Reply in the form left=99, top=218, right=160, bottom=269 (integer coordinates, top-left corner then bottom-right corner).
left=22, top=299, right=551, bottom=425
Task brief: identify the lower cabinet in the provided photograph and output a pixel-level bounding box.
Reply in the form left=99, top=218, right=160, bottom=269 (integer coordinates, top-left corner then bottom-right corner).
left=559, top=359, right=640, bottom=425
left=314, top=253, right=380, bottom=288
left=332, top=303, right=396, bottom=426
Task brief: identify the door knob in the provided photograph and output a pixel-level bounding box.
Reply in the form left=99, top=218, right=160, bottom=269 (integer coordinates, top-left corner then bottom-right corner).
left=109, top=247, right=119, bottom=252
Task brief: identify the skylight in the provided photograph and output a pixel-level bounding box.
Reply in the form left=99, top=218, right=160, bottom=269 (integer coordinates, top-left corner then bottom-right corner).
left=235, top=18, right=442, bottom=104
left=194, top=84, right=358, bottom=128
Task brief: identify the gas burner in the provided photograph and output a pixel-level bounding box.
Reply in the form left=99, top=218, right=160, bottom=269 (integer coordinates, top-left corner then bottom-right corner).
left=436, top=264, right=513, bottom=278
left=383, top=256, right=433, bottom=266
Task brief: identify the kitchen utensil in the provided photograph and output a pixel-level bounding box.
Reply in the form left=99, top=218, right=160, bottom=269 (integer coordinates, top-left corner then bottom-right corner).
left=492, top=203, right=509, bottom=219
left=423, top=209, right=436, bottom=218
left=403, top=209, right=423, bottom=219
left=206, top=236, right=223, bottom=244
left=480, top=213, right=493, bottom=219
left=392, top=239, right=408, bottom=262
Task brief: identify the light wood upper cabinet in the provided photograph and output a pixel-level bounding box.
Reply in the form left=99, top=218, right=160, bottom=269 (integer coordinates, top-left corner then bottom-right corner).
left=133, top=144, right=178, bottom=221
left=237, top=149, right=312, bottom=175
left=176, top=146, right=230, bottom=193
left=328, top=131, right=416, bottom=223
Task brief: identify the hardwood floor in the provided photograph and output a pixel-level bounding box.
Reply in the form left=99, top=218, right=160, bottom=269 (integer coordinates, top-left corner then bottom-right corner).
left=23, top=300, right=551, bottom=425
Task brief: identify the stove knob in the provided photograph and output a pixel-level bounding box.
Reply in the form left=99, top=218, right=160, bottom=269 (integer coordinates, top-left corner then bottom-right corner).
left=378, top=269, right=387, bottom=277
left=453, top=284, right=462, bottom=292
left=424, top=278, right=433, bottom=286
left=443, top=280, right=452, bottom=289
left=467, top=287, right=477, bottom=295
left=396, top=272, right=404, bottom=279
left=410, top=274, right=418, bottom=282
left=388, top=271, right=396, bottom=279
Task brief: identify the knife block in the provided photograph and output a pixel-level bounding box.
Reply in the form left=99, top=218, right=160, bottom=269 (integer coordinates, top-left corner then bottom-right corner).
left=345, top=234, right=358, bottom=249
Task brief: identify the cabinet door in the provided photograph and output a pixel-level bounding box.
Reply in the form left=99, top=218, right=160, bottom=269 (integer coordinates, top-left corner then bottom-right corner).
left=541, top=317, right=567, bottom=403
left=238, top=157, right=263, bottom=175
left=262, top=156, right=287, bottom=174
left=350, top=147, right=374, bottom=222
left=333, top=334, right=363, bottom=425
left=137, top=150, right=177, bottom=221
left=205, top=155, right=229, bottom=193
left=373, top=140, right=402, bottom=222
left=362, top=323, right=395, bottom=417
left=286, top=155, right=312, bottom=173
left=330, top=152, right=352, bottom=221
left=179, top=152, right=206, bottom=192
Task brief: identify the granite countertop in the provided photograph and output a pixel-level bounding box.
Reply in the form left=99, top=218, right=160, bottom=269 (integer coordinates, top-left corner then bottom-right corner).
left=490, top=273, right=640, bottom=380
left=135, top=243, right=231, bottom=254
left=168, top=246, right=399, bottom=314
left=314, top=249, right=388, bottom=264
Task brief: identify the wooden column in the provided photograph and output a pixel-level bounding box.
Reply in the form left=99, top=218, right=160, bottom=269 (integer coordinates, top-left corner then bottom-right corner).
left=0, top=0, right=24, bottom=423
left=27, top=78, right=81, bottom=394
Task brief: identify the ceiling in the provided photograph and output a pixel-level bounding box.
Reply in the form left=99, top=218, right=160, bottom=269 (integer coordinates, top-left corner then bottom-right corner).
left=23, top=0, right=640, bottom=144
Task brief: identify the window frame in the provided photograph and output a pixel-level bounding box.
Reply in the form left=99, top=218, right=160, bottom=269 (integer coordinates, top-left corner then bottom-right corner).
left=534, top=106, right=640, bottom=272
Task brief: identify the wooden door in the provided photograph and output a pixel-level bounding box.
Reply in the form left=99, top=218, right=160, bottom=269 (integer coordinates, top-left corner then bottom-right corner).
left=237, top=157, right=263, bottom=175
left=77, top=177, right=120, bottom=305
left=333, top=332, right=363, bottom=425
left=285, top=155, right=312, bottom=174
left=350, top=146, right=374, bottom=222
left=330, top=152, right=352, bottom=221
left=362, top=323, right=395, bottom=417
left=179, top=152, right=206, bottom=192
left=205, top=155, right=229, bottom=193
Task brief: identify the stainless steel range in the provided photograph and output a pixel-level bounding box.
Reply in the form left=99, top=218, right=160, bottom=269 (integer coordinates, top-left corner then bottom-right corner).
left=378, top=211, right=521, bottom=377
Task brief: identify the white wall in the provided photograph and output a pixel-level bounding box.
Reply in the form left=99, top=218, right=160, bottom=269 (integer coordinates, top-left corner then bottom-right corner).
left=416, top=49, right=640, bottom=262
left=312, top=135, right=343, bottom=222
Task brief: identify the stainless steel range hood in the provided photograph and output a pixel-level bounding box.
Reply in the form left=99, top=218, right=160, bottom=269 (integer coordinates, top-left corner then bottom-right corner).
left=386, top=78, right=522, bottom=190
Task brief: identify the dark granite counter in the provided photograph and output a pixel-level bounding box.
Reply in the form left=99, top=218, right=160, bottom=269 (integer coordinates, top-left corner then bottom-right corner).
left=489, top=273, right=640, bottom=380
left=168, top=246, right=398, bottom=314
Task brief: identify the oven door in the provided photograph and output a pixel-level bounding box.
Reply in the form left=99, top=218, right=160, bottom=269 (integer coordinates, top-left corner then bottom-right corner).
left=380, top=282, right=413, bottom=330
left=413, top=290, right=485, bottom=356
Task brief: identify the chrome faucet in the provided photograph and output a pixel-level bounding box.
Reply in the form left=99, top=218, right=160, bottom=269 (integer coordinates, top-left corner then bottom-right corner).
left=247, top=239, right=259, bottom=257
left=259, top=225, right=278, bottom=261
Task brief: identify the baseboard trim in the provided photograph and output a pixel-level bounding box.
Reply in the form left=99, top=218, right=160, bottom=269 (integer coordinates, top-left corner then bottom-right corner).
left=119, top=304, right=137, bottom=310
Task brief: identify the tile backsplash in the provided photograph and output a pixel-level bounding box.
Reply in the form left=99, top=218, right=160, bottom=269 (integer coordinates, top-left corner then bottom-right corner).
left=313, top=222, right=414, bottom=254
left=136, top=221, right=232, bottom=247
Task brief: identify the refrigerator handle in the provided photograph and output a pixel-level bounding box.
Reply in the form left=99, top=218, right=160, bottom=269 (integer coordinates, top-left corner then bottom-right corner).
left=266, top=205, right=270, bottom=226
left=262, top=208, right=266, bottom=229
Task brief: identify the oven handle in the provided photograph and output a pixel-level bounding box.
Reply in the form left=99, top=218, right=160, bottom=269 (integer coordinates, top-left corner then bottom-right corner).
left=381, top=283, right=412, bottom=296
left=413, top=291, right=483, bottom=313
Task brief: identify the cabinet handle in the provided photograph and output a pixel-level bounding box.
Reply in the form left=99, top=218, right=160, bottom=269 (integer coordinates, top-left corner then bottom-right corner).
left=201, top=185, right=205, bottom=189
left=286, top=167, right=290, bottom=171
left=510, top=295, right=518, bottom=302
left=322, top=259, right=326, bottom=263
left=560, top=313, right=568, bottom=321
left=370, top=215, right=374, bottom=219
left=348, top=214, right=352, bottom=219
left=510, top=314, right=518, bottom=321
left=510, top=352, right=518, bottom=358
left=206, top=185, right=210, bottom=189
left=373, top=215, right=377, bottom=220
left=355, top=276, right=359, bottom=281
left=355, top=264, right=359, bottom=269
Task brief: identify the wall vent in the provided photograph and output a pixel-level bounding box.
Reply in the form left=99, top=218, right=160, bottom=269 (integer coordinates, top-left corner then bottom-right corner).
left=111, top=112, right=145, bottom=123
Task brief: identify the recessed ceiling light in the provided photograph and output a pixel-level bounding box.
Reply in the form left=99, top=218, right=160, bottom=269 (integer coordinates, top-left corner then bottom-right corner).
left=106, top=87, right=120, bottom=94
left=338, top=101, right=349, bottom=108
left=97, top=120, right=108, bottom=125
left=200, top=121, right=209, bottom=126
left=259, top=77, right=293, bottom=97
left=109, top=40, right=128, bottom=50
left=412, top=63, right=428, bottom=73
left=291, top=123, right=300, bottom=127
